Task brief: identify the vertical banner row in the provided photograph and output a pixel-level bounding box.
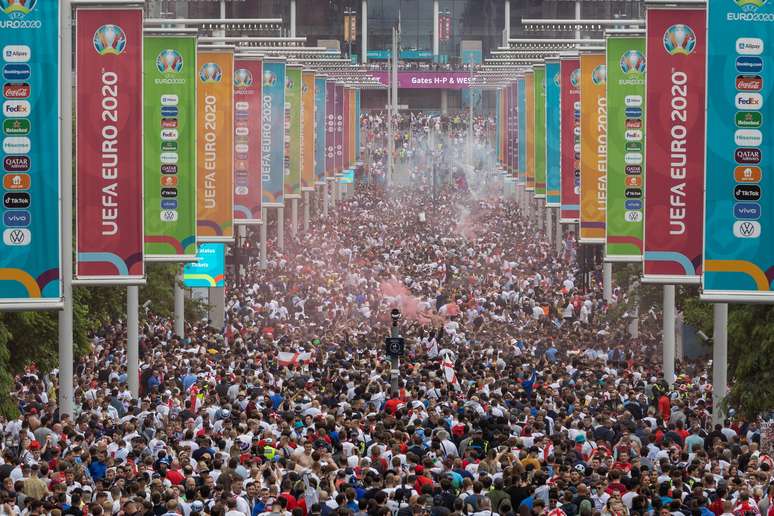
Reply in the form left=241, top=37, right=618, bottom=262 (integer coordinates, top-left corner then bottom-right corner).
left=261, top=58, right=285, bottom=208
left=233, top=57, right=262, bottom=225
left=0, top=0, right=61, bottom=306
left=579, top=52, right=607, bottom=244
left=545, top=61, right=561, bottom=207
left=703, top=1, right=774, bottom=301
left=76, top=8, right=144, bottom=282
left=143, top=36, right=198, bottom=259
left=605, top=36, right=646, bottom=261
left=643, top=8, right=705, bottom=283
left=559, top=59, right=580, bottom=223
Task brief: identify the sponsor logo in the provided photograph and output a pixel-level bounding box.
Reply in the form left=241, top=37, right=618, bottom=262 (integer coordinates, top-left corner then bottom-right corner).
left=161, top=199, right=177, bottom=210
left=160, top=152, right=178, bottom=165
left=93, top=25, right=126, bottom=56
left=160, top=106, right=178, bottom=117
left=619, top=50, right=646, bottom=74
left=235, top=144, right=249, bottom=154
left=625, top=188, right=642, bottom=199
left=161, top=118, right=177, bottom=128
left=199, top=63, right=222, bottom=83
left=625, top=129, right=643, bottom=142
left=736, top=75, right=763, bottom=91
left=625, top=210, right=643, bottom=222
left=235, top=111, right=249, bottom=121
left=625, top=200, right=642, bottom=210
left=625, top=176, right=642, bottom=188
left=626, top=119, right=642, bottom=130
left=2, top=99, right=28, bottom=117
left=734, top=202, right=761, bottom=219
left=663, top=24, right=697, bottom=55
left=0, top=0, right=38, bottom=17
left=734, top=0, right=768, bottom=12
left=160, top=209, right=178, bottom=222
left=625, top=141, right=642, bottom=152
left=733, top=220, right=761, bottom=238
left=235, top=126, right=249, bottom=137
left=235, top=68, right=253, bottom=87
left=591, top=64, right=606, bottom=85
left=3, top=82, right=28, bottom=98
left=574, top=143, right=581, bottom=153
left=2, top=45, right=29, bottom=63
left=736, top=56, right=763, bottom=73
left=2, top=227, right=29, bottom=245
left=160, top=187, right=177, bottom=198
left=625, top=107, right=642, bottom=118
left=156, top=49, right=183, bottom=73
left=2, top=63, right=29, bottom=81
left=734, top=184, right=761, bottom=200
left=2, top=172, right=29, bottom=189
left=736, top=92, right=763, bottom=109
left=625, top=95, right=643, bottom=107
left=161, top=175, right=178, bottom=187
left=3, top=155, right=27, bottom=171
left=3, top=191, right=28, bottom=208
left=235, top=186, right=248, bottom=195
left=2, top=210, right=29, bottom=227
left=161, top=164, right=177, bottom=174
left=735, top=148, right=761, bottom=163
left=161, top=141, right=177, bottom=152
left=624, top=152, right=643, bottom=165
left=161, top=94, right=178, bottom=106
left=2, top=136, right=28, bottom=153
left=736, top=111, right=762, bottom=128
left=3, top=118, right=28, bottom=135
left=160, top=129, right=178, bottom=141
left=235, top=101, right=249, bottom=112
left=625, top=165, right=642, bottom=175
left=735, top=129, right=763, bottom=146
left=573, top=126, right=581, bottom=136
left=737, top=37, right=764, bottom=55
left=734, top=166, right=761, bottom=182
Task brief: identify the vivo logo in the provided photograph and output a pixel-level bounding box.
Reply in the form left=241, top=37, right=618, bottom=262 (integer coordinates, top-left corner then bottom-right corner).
left=734, top=202, right=761, bottom=220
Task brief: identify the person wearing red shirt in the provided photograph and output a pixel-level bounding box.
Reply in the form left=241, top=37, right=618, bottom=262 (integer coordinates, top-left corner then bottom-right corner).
left=414, top=465, right=433, bottom=493
left=658, top=393, right=671, bottom=421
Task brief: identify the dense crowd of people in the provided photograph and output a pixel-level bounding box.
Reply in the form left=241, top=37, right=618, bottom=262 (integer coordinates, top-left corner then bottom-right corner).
left=3, top=147, right=769, bottom=516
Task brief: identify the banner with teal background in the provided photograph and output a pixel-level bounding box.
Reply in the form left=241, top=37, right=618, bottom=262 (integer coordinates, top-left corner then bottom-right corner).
left=183, top=243, right=224, bottom=287
left=534, top=66, right=546, bottom=198
left=517, top=77, right=526, bottom=182
left=261, top=60, right=285, bottom=207
left=546, top=61, right=561, bottom=207
left=606, top=36, right=645, bottom=262
left=314, top=76, right=326, bottom=185
left=0, top=0, right=61, bottom=308
left=703, top=0, right=774, bottom=301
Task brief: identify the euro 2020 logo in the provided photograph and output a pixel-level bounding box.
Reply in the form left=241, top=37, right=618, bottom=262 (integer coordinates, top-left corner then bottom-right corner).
left=591, top=65, right=607, bottom=86
left=263, top=70, right=277, bottom=87
left=620, top=50, right=646, bottom=74
left=734, top=0, right=767, bottom=12
left=570, top=68, right=580, bottom=88
left=199, top=62, right=222, bottom=83
left=94, top=24, right=127, bottom=56
left=234, top=68, right=254, bottom=87
left=663, top=24, right=697, bottom=56
left=0, top=0, right=37, bottom=18
left=156, top=49, right=183, bottom=74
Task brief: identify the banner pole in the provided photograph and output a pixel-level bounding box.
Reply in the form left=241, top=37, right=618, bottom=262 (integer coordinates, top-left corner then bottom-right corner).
left=323, top=182, right=329, bottom=216
left=127, top=285, right=139, bottom=398
left=304, top=191, right=310, bottom=232
left=545, top=203, right=552, bottom=244
left=58, top=0, right=75, bottom=419
left=603, top=262, right=613, bottom=302
left=277, top=206, right=285, bottom=251
left=260, top=210, right=267, bottom=270
left=712, top=303, right=728, bottom=425
left=209, top=286, right=225, bottom=330
left=555, top=209, right=562, bottom=255
left=291, top=198, right=299, bottom=237
left=663, top=284, right=676, bottom=385
left=174, top=266, right=184, bottom=337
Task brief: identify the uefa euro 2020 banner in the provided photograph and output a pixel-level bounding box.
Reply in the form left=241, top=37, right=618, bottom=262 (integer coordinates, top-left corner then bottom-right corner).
left=533, top=65, right=547, bottom=199
left=143, top=36, right=197, bottom=261
left=559, top=59, right=580, bottom=222
left=325, top=80, right=335, bottom=179
left=261, top=59, right=285, bottom=208
left=525, top=71, right=535, bottom=191
left=335, top=83, right=345, bottom=175
left=314, top=75, right=326, bottom=186
left=233, top=57, right=263, bottom=225
left=301, top=70, right=315, bottom=192
left=76, top=8, right=144, bottom=284
left=197, top=49, right=233, bottom=242
left=703, top=0, right=774, bottom=301
left=0, top=0, right=62, bottom=308
left=284, top=64, right=302, bottom=199
left=517, top=77, right=526, bottom=183
left=545, top=61, right=561, bottom=207
left=605, top=36, right=646, bottom=262
left=643, top=8, right=705, bottom=283
left=579, top=52, right=607, bottom=244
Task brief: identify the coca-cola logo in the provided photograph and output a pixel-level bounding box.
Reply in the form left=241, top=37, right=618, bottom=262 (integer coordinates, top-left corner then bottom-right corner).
left=3, top=82, right=29, bottom=99
left=736, top=75, right=763, bottom=91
